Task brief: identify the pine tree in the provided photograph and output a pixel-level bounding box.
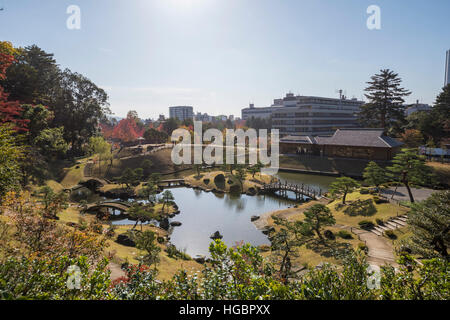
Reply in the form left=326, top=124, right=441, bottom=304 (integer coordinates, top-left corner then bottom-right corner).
left=387, top=148, right=435, bottom=202
left=363, top=161, right=388, bottom=191
left=407, top=191, right=449, bottom=260
left=359, top=69, right=411, bottom=133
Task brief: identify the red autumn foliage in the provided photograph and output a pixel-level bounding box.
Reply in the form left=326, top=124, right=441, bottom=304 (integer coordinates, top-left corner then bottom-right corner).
left=104, top=117, right=145, bottom=142
left=0, top=53, right=29, bottom=132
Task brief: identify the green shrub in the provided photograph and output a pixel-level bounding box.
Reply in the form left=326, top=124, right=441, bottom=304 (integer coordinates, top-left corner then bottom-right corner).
left=376, top=218, right=384, bottom=225
left=337, top=230, right=353, bottom=239
left=358, top=242, right=368, bottom=253
left=165, top=244, right=191, bottom=260
left=334, top=203, right=345, bottom=211
left=384, top=230, right=397, bottom=239
left=324, top=230, right=335, bottom=240
left=359, top=188, right=369, bottom=194
left=373, top=196, right=389, bottom=204
left=344, top=199, right=377, bottom=216
left=358, top=220, right=375, bottom=230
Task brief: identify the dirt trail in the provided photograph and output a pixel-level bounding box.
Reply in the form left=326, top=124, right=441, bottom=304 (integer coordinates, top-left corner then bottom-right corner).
left=108, top=263, right=126, bottom=281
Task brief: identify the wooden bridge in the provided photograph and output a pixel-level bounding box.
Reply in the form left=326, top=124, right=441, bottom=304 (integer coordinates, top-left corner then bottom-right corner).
left=158, top=179, right=185, bottom=187
left=84, top=201, right=131, bottom=213
left=260, top=182, right=322, bottom=200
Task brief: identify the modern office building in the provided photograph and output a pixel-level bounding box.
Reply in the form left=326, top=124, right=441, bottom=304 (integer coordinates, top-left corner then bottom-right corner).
left=246, top=93, right=364, bottom=136
left=241, top=103, right=276, bottom=120
left=445, top=49, right=450, bottom=86
left=169, top=106, right=194, bottom=121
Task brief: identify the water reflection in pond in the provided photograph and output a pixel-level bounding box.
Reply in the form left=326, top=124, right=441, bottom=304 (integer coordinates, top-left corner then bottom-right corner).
left=110, top=172, right=336, bottom=257
left=168, top=188, right=294, bottom=257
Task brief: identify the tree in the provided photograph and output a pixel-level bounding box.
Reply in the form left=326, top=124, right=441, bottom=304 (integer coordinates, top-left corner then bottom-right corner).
left=407, top=191, right=449, bottom=260
left=271, top=217, right=310, bottom=280
left=0, top=124, right=23, bottom=198
left=163, top=117, right=180, bottom=135
left=34, top=127, right=68, bottom=159
left=427, top=84, right=450, bottom=146
left=247, top=162, right=263, bottom=179
left=118, top=168, right=135, bottom=189
left=303, top=204, right=336, bottom=242
left=193, top=164, right=202, bottom=178
left=38, top=186, right=69, bottom=219
left=359, top=69, right=411, bottom=133
left=140, top=180, right=158, bottom=203
left=363, top=161, right=388, bottom=192
left=400, top=129, right=424, bottom=148
left=160, top=190, right=174, bottom=214
left=387, top=148, right=435, bottom=203
left=20, top=104, right=53, bottom=143
left=128, top=204, right=158, bottom=231
left=329, top=177, right=360, bottom=204
left=1, top=44, right=60, bottom=106
left=51, top=69, right=110, bottom=156
left=234, top=165, right=247, bottom=190
left=0, top=52, right=29, bottom=132
left=141, top=159, right=153, bottom=178
left=143, top=128, right=168, bottom=144
left=135, top=230, right=161, bottom=267
left=87, top=136, right=111, bottom=175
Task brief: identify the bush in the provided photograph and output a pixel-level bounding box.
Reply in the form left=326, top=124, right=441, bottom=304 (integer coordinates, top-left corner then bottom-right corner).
left=165, top=244, right=191, bottom=260
left=334, top=203, right=345, bottom=211
left=373, top=196, right=389, bottom=204
left=324, top=230, right=335, bottom=240
left=384, top=230, right=397, bottom=239
left=337, top=230, right=353, bottom=239
left=359, top=188, right=369, bottom=194
left=358, top=242, right=368, bottom=253
left=358, top=220, right=375, bottom=230
left=344, top=199, right=377, bottom=216
left=376, top=218, right=384, bottom=226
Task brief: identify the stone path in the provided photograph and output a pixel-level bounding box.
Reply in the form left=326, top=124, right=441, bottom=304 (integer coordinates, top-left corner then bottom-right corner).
left=381, top=186, right=437, bottom=203
left=335, top=224, right=398, bottom=268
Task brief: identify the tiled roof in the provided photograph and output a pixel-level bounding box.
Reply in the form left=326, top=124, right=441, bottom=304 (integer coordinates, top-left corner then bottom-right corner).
left=317, top=129, right=403, bottom=148
left=280, top=135, right=315, bottom=144
left=280, top=129, right=403, bottom=148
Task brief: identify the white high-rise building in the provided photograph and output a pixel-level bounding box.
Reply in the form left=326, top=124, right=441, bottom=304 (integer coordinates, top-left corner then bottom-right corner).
left=445, top=50, right=450, bottom=86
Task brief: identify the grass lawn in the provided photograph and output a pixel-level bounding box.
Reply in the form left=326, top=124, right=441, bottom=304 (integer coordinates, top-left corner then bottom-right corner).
left=261, top=225, right=363, bottom=269
left=326, top=191, right=410, bottom=228
left=427, top=161, right=450, bottom=186
left=60, top=161, right=87, bottom=188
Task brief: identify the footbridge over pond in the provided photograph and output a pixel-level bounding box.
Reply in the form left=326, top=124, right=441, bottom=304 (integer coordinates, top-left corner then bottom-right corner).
left=158, top=179, right=185, bottom=187
left=260, top=181, right=322, bottom=200
left=84, top=201, right=131, bottom=213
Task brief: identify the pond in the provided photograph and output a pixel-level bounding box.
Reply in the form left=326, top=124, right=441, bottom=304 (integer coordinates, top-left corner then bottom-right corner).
left=111, top=172, right=336, bottom=257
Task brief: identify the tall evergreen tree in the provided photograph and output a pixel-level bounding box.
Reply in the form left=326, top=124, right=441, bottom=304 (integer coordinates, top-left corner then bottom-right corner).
left=407, top=191, right=449, bottom=260
left=359, top=69, right=411, bottom=133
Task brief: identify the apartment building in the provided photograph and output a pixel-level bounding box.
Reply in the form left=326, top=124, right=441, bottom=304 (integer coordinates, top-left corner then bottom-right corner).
left=169, top=106, right=194, bottom=121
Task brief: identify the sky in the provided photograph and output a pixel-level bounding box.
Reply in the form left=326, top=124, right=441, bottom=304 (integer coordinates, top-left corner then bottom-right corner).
left=1, top=0, right=449, bottom=119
